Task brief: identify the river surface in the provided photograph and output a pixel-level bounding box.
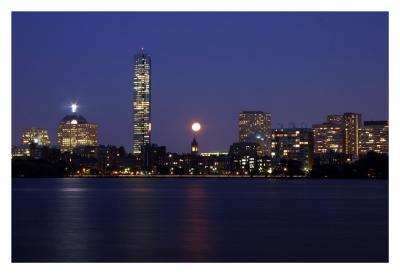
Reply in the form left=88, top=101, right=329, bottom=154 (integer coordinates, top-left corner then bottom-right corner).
left=12, top=178, right=388, bottom=262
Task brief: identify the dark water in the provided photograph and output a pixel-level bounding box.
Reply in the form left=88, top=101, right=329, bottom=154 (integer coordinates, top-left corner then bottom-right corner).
left=12, top=178, right=388, bottom=262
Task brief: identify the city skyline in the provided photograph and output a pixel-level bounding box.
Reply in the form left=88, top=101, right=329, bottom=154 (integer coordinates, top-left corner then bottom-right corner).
left=13, top=108, right=387, bottom=156
left=12, top=12, right=388, bottom=153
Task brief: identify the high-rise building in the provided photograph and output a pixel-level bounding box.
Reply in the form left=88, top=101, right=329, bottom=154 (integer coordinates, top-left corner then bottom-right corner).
left=312, top=122, right=343, bottom=154
left=313, top=113, right=362, bottom=157
left=359, top=121, right=388, bottom=154
left=271, top=128, right=313, bottom=170
left=21, top=128, right=51, bottom=146
left=343, top=112, right=362, bottom=155
left=57, top=113, right=97, bottom=153
left=133, top=48, right=152, bottom=155
left=239, top=111, right=272, bottom=156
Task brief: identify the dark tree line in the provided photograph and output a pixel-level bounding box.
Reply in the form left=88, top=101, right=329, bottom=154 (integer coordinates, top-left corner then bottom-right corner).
left=12, top=158, right=67, bottom=177
left=310, top=152, right=388, bottom=179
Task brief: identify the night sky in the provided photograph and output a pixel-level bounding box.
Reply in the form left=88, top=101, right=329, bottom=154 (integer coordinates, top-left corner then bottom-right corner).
left=12, top=12, right=388, bottom=153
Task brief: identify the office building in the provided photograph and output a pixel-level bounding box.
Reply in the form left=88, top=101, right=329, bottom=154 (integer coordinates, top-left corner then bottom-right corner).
left=133, top=48, right=152, bottom=155
left=12, top=145, right=31, bottom=158
left=239, top=111, right=272, bottom=156
left=359, top=121, right=388, bottom=154
left=12, top=144, right=43, bottom=159
left=229, top=142, right=262, bottom=174
left=21, top=128, right=51, bottom=146
left=312, top=122, right=343, bottom=154
left=271, top=128, right=313, bottom=170
left=57, top=114, right=97, bottom=153
left=343, top=113, right=362, bottom=155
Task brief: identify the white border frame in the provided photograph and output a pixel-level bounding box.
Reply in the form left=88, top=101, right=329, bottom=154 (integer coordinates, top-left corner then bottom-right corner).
left=1, top=0, right=398, bottom=273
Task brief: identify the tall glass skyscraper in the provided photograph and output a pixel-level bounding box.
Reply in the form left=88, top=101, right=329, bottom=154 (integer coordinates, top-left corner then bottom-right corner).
left=133, top=48, right=152, bottom=155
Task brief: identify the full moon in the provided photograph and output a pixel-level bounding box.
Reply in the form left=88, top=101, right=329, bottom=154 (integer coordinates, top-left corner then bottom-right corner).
left=191, top=122, right=201, bottom=132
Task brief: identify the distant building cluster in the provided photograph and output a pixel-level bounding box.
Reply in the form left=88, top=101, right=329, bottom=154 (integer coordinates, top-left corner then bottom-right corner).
left=21, top=128, right=51, bottom=146
left=312, top=113, right=388, bottom=156
left=12, top=49, right=389, bottom=177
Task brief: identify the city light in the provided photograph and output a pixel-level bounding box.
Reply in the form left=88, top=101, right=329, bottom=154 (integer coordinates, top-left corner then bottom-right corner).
left=71, top=103, right=78, bottom=113
left=192, top=122, right=201, bottom=132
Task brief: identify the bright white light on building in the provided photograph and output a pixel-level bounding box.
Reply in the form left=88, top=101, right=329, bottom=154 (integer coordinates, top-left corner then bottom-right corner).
left=71, top=103, right=78, bottom=113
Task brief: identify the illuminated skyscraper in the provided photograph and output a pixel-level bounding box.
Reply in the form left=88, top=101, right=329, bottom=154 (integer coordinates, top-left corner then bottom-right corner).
left=21, top=128, right=51, bottom=146
left=57, top=105, right=97, bottom=153
left=239, top=111, right=271, bottom=156
left=133, top=48, right=152, bottom=155
left=343, top=112, right=362, bottom=155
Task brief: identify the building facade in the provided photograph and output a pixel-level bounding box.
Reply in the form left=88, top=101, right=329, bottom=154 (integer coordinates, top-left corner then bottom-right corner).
left=271, top=128, right=313, bottom=170
left=57, top=114, right=97, bottom=153
left=12, top=145, right=32, bottom=158
left=359, top=121, right=389, bottom=154
left=140, top=143, right=167, bottom=173
left=228, top=142, right=266, bottom=174
left=133, top=48, right=152, bottom=155
left=312, top=122, right=343, bottom=154
left=313, top=113, right=363, bottom=157
left=21, top=128, right=51, bottom=146
left=343, top=112, right=362, bottom=156
left=239, top=111, right=272, bottom=156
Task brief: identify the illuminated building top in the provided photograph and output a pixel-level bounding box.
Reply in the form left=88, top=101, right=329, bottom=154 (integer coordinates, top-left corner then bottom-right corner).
left=57, top=113, right=98, bottom=153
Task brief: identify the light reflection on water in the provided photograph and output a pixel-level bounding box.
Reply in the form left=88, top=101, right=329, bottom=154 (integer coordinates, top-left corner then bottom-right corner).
left=182, top=182, right=212, bottom=260
left=12, top=178, right=388, bottom=262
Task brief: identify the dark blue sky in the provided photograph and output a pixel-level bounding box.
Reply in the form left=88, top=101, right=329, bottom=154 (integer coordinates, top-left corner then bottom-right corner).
left=12, top=12, right=388, bottom=153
